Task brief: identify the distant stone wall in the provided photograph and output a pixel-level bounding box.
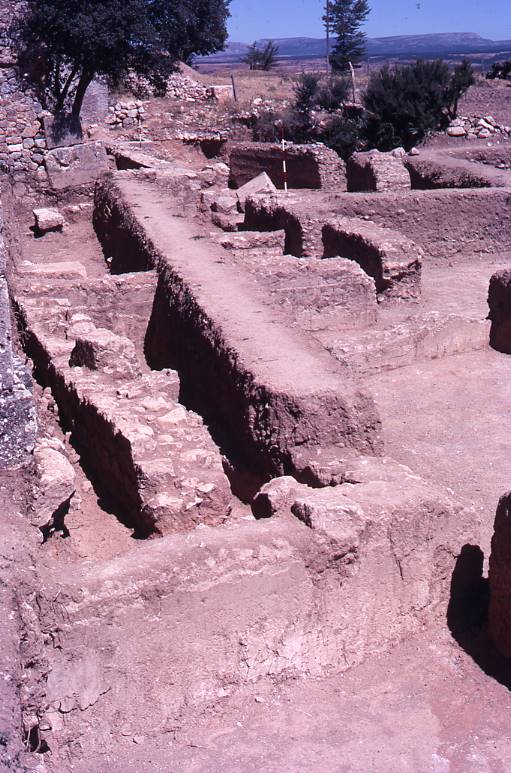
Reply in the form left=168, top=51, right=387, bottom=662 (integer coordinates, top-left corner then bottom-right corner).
left=229, top=142, right=347, bottom=191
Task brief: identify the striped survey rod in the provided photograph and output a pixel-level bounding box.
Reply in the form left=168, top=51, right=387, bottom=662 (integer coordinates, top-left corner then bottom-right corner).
left=281, top=128, right=288, bottom=193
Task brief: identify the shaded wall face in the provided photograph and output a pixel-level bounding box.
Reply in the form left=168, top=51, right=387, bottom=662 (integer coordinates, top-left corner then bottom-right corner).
left=230, top=147, right=322, bottom=190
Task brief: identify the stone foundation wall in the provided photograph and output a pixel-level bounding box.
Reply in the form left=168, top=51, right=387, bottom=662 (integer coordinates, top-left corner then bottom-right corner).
left=245, top=188, right=511, bottom=263
left=347, top=150, right=411, bottom=192
left=0, top=175, right=36, bottom=467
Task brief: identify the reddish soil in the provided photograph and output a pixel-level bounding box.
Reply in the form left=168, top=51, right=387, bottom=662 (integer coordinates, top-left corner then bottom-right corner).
left=5, top=74, right=511, bottom=773
left=68, top=625, right=511, bottom=772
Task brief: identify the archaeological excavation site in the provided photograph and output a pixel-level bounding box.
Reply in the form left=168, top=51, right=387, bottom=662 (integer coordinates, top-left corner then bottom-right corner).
left=2, top=2, right=511, bottom=770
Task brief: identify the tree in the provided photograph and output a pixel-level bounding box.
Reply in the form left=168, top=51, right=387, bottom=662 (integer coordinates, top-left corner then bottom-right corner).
left=243, top=42, right=261, bottom=71
left=242, top=40, right=279, bottom=71
left=259, top=40, right=279, bottom=71
left=325, top=0, right=370, bottom=73
left=13, top=0, right=230, bottom=132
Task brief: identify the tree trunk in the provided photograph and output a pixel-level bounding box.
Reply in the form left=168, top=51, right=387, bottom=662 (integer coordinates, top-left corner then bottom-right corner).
left=70, top=69, right=94, bottom=136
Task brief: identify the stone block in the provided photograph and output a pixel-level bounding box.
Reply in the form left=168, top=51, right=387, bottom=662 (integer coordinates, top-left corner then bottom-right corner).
left=18, top=261, right=87, bottom=280
left=236, top=171, right=277, bottom=211
left=208, top=84, right=235, bottom=103
left=45, top=141, right=109, bottom=190
left=33, top=207, right=64, bottom=233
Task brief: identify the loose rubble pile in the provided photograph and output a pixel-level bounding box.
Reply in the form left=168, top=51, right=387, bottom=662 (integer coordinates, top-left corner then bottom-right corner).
left=165, top=72, right=211, bottom=102
left=447, top=114, right=511, bottom=139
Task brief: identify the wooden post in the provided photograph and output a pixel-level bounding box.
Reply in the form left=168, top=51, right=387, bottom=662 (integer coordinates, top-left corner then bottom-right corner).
left=230, top=74, right=238, bottom=103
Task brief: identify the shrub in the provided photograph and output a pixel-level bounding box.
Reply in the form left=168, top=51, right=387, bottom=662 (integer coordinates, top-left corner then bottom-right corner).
left=486, top=60, right=511, bottom=80
left=364, top=59, right=474, bottom=150
left=316, top=76, right=351, bottom=112
left=293, top=73, right=321, bottom=116
left=447, top=59, right=475, bottom=118
left=322, top=112, right=366, bottom=159
left=252, top=108, right=310, bottom=143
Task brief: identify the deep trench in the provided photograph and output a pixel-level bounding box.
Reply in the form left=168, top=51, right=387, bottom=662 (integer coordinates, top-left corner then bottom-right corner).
left=91, top=212, right=273, bottom=503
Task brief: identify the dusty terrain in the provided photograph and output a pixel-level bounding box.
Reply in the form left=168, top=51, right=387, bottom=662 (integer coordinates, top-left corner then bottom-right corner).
left=3, top=63, right=511, bottom=773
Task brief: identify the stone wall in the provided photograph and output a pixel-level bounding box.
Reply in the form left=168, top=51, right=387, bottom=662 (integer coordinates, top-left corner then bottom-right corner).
left=0, top=1, right=109, bottom=195
left=0, top=1, right=46, bottom=195
left=347, top=150, right=411, bottom=192
left=0, top=175, right=36, bottom=467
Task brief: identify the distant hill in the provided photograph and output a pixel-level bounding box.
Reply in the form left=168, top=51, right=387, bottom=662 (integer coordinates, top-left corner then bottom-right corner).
left=197, top=32, right=511, bottom=62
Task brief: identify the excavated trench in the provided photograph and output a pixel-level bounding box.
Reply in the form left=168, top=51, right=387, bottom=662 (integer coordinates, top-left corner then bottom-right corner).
left=92, top=176, right=381, bottom=485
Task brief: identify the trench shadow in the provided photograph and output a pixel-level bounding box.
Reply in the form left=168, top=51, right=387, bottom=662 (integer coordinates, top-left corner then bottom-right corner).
left=67, top=434, right=152, bottom=540
left=447, top=543, right=511, bottom=691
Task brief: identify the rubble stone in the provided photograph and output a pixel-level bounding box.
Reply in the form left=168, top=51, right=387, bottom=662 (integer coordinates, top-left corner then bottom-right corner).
left=32, top=442, right=75, bottom=531
left=69, top=327, right=141, bottom=378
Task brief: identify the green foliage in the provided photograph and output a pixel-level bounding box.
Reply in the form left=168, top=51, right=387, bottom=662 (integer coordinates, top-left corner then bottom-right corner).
left=316, top=76, right=351, bottom=112
left=253, top=72, right=356, bottom=152
left=325, top=0, right=370, bottom=72
left=322, top=112, right=366, bottom=159
left=486, top=60, right=511, bottom=80
left=252, top=108, right=310, bottom=143
left=14, top=0, right=230, bottom=124
left=364, top=59, right=474, bottom=150
left=242, top=40, right=279, bottom=71
left=293, top=73, right=321, bottom=116
left=447, top=59, right=475, bottom=118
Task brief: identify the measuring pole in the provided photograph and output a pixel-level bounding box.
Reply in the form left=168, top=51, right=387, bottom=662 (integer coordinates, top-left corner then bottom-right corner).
left=281, top=127, right=288, bottom=193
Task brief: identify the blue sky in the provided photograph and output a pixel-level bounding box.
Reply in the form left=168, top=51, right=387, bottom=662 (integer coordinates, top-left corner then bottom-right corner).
left=227, top=0, right=511, bottom=42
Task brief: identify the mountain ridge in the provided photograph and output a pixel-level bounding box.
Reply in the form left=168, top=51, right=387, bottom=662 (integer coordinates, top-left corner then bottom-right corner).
left=198, top=32, right=511, bottom=61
